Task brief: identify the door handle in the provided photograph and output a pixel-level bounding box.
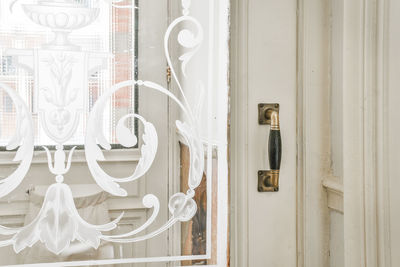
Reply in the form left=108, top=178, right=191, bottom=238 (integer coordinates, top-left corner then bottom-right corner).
left=258, top=103, right=282, bottom=192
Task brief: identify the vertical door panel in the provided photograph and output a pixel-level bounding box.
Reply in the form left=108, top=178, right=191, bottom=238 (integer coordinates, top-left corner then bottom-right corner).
left=247, top=0, right=297, bottom=266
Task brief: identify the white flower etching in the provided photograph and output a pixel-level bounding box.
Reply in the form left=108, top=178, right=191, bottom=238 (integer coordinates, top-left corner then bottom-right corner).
left=0, top=183, right=124, bottom=254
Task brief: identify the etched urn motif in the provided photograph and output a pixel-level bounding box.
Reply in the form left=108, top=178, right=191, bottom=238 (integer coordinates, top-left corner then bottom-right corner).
left=22, top=0, right=100, bottom=50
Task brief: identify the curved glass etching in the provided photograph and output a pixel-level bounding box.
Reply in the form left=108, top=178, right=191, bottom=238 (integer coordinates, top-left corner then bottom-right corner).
left=0, top=0, right=229, bottom=266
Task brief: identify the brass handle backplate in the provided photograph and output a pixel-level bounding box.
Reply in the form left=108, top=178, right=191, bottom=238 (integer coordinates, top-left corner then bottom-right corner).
left=258, top=103, right=282, bottom=192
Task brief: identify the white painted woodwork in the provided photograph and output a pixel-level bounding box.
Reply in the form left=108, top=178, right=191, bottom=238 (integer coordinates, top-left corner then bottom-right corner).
left=386, top=0, right=400, bottom=265
left=231, top=0, right=331, bottom=266
left=230, top=0, right=249, bottom=266
left=323, top=178, right=343, bottom=214
left=231, top=0, right=400, bottom=266
left=297, top=0, right=331, bottom=266
left=329, top=211, right=344, bottom=267
left=247, top=0, right=297, bottom=265
left=231, top=0, right=298, bottom=266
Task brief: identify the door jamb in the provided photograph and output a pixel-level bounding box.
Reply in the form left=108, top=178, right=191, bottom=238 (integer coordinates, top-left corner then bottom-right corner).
left=230, top=0, right=249, bottom=266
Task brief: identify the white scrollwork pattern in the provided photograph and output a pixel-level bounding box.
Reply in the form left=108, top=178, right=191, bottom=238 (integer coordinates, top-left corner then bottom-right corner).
left=0, top=82, right=34, bottom=198
left=0, top=0, right=208, bottom=255
left=85, top=86, right=159, bottom=196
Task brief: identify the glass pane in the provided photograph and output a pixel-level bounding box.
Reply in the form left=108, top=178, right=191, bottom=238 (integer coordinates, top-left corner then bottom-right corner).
left=0, top=0, right=229, bottom=266
left=0, top=0, right=137, bottom=146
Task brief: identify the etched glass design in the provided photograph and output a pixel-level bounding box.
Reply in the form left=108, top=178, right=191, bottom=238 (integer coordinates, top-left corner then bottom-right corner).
left=0, top=0, right=228, bottom=266
left=0, top=0, right=136, bottom=146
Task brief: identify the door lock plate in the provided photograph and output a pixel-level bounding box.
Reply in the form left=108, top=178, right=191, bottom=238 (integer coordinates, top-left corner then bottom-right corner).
left=258, top=103, right=280, bottom=125
left=258, top=170, right=280, bottom=192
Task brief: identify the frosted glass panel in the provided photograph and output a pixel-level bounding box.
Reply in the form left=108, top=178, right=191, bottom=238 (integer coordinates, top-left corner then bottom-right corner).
left=0, top=0, right=229, bottom=266
left=0, top=1, right=137, bottom=146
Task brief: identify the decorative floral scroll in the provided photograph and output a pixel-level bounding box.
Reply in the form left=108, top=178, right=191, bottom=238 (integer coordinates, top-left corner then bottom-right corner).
left=0, top=0, right=207, bottom=255
left=85, top=91, right=159, bottom=196
left=0, top=82, right=34, bottom=198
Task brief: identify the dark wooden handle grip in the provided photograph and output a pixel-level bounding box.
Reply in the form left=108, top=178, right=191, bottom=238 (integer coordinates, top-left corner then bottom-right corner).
left=269, top=130, right=282, bottom=170
left=268, top=111, right=281, bottom=171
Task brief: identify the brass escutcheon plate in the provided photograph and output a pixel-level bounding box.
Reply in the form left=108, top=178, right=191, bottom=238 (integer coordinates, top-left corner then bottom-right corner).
left=258, top=103, right=280, bottom=125
left=258, top=170, right=279, bottom=192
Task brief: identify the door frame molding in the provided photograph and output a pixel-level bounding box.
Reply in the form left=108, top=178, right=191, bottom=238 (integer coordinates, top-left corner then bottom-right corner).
left=376, top=1, right=391, bottom=266
left=230, top=0, right=249, bottom=266
left=339, top=0, right=389, bottom=266
left=296, top=0, right=331, bottom=266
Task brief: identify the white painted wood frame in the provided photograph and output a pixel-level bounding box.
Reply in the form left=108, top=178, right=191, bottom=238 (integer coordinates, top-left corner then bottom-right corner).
left=230, top=0, right=249, bottom=266
left=230, top=0, right=392, bottom=266
left=338, top=0, right=385, bottom=266
left=297, top=0, right=331, bottom=266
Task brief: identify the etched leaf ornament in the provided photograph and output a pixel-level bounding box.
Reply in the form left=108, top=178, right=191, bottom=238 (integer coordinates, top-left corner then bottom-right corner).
left=176, top=120, right=204, bottom=189
left=165, top=15, right=204, bottom=120
left=101, top=194, right=161, bottom=242
left=101, top=193, right=197, bottom=243
left=0, top=183, right=123, bottom=254
left=178, top=29, right=198, bottom=48
left=116, top=115, right=138, bottom=148
left=0, top=83, right=34, bottom=198
left=85, top=82, right=158, bottom=196
left=178, top=27, right=203, bottom=76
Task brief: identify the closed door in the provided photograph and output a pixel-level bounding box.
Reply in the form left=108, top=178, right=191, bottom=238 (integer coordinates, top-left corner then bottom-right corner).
left=231, top=0, right=298, bottom=266
left=231, top=0, right=400, bottom=267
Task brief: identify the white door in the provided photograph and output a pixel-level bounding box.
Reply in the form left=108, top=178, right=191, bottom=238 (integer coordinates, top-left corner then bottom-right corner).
left=231, top=0, right=298, bottom=266
left=232, top=0, right=400, bottom=267
left=246, top=0, right=297, bottom=266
